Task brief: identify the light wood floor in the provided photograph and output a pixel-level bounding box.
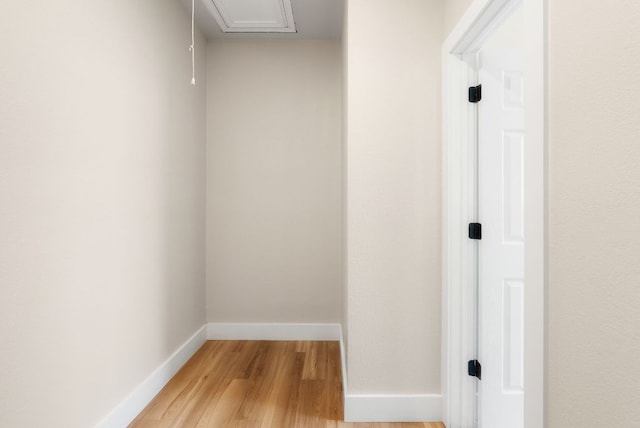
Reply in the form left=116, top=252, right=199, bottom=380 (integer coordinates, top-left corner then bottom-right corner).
left=130, top=341, right=445, bottom=428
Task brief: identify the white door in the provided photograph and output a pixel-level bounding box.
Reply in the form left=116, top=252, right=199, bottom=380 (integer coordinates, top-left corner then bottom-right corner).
left=477, top=7, right=524, bottom=428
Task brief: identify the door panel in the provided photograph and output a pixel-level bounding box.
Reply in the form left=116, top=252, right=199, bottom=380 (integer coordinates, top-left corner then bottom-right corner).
left=478, top=34, right=524, bottom=428
left=503, top=278, right=524, bottom=391
left=502, top=130, right=524, bottom=243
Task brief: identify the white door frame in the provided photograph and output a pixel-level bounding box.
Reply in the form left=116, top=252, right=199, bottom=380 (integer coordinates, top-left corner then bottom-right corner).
left=441, top=0, right=546, bottom=427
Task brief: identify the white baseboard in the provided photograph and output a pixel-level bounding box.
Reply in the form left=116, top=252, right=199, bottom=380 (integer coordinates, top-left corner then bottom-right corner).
left=206, top=322, right=341, bottom=341
left=339, top=326, right=441, bottom=423
left=96, top=325, right=207, bottom=428
left=344, top=393, right=443, bottom=423
left=206, top=323, right=442, bottom=423
left=339, top=326, right=348, bottom=398
left=96, top=322, right=442, bottom=425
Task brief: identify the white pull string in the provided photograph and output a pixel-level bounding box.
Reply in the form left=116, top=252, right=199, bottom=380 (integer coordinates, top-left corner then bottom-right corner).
left=189, top=0, right=196, bottom=85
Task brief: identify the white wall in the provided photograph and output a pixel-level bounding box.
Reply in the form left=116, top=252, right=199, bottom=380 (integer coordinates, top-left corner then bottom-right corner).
left=344, top=0, right=443, bottom=393
left=0, top=1, right=206, bottom=427
left=444, top=0, right=475, bottom=35
left=206, top=40, right=343, bottom=323
left=547, top=1, right=640, bottom=426
left=342, top=0, right=350, bottom=367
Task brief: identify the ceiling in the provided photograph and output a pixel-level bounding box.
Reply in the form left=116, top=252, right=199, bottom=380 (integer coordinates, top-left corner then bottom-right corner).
left=183, top=0, right=344, bottom=40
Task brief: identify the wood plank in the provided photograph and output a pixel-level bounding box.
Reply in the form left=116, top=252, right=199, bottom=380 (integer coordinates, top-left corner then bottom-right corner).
left=129, top=341, right=444, bottom=428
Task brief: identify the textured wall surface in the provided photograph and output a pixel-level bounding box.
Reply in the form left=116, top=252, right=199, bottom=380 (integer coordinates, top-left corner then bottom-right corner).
left=547, top=1, right=640, bottom=426
left=342, top=0, right=350, bottom=368
left=344, top=0, right=443, bottom=393
left=206, top=40, right=342, bottom=323
left=0, top=1, right=207, bottom=426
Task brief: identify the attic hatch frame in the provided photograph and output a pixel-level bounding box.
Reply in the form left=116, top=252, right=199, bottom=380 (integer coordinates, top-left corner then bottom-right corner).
left=440, top=0, right=547, bottom=427
left=207, top=0, right=297, bottom=33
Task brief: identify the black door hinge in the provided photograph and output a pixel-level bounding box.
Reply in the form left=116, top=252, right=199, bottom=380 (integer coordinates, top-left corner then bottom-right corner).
left=468, top=84, right=482, bottom=103
left=468, top=360, right=482, bottom=379
left=469, top=223, right=482, bottom=240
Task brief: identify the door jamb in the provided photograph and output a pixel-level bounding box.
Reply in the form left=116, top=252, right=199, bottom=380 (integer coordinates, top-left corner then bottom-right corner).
left=441, top=0, right=546, bottom=427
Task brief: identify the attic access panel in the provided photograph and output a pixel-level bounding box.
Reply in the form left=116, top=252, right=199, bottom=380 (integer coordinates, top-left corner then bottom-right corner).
left=210, top=0, right=297, bottom=33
